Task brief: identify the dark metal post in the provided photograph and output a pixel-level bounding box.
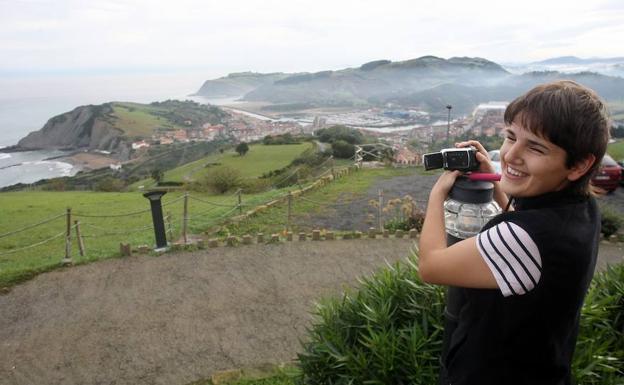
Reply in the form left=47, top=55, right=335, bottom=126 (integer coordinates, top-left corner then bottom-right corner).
left=143, top=191, right=168, bottom=250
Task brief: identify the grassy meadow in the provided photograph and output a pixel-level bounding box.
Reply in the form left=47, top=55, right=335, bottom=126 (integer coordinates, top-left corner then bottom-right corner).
left=607, top=139, right=624, bottom=161
left=111, top=102, right=181, bottom=138
left=130, top=142, right=313, bottom=189
left=0, top=143, right=313, bottom=288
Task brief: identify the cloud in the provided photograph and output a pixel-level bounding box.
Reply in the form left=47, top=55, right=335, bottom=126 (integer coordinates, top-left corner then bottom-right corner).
left=1, top=0, right=623, bottom=74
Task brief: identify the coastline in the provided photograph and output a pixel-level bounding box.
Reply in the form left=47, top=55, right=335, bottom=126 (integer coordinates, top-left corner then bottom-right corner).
left=54, top=152, right=119, bottom=172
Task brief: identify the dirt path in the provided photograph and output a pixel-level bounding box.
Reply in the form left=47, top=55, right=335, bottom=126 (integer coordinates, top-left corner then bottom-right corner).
left=0, top=239, right=416, bottom=385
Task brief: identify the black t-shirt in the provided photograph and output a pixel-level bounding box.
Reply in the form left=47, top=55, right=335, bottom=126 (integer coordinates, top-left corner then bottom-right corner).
left=444, top=188, right=600, bottom=385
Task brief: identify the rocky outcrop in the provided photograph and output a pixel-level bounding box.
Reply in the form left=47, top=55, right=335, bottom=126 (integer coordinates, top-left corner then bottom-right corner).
left=17, top=104, right=130, bottom=159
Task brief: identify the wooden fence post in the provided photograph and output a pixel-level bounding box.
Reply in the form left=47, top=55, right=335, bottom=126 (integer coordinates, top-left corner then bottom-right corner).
left=182, top=192, right=189, bottom=244
left=287, top=191, right=293, bottom=231
left=237, top=189, right=243, bottom=215
left=378, top=189, right=384, bottom=232
left=166, top=211, right=174, bottom=241
left=74, top=220, right=85, bottom=257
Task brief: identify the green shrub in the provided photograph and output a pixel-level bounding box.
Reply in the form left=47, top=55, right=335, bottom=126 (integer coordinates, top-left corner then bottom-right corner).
left=573, top=263, right=624, bottom=384
left=94, top=177, right=126, bottom=192
left=193, top=166, right=242, bottom=194
left=331, top=140, right=355, bottom=159
left=242, top=178, right=273, bottom=194
left=600, top=207, right=623, bottom=238
left=297, top=255, right=445, bottom=384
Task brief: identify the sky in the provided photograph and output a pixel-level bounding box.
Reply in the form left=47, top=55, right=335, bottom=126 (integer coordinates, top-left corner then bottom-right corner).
left=1, top=0, right=624, bottom=77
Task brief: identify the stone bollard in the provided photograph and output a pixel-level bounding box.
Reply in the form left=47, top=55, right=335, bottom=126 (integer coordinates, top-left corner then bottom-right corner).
left=368, top=227, right=377, bottom=239
left=242, top=235, right=252, bottom=245
left=354, top=231, right=362, bottom=239
left=409, top=229, right=418, bottom=239
left=137, top=245, right=151, bottom=254
left=208, top=239, right=219, bottom=248
left=120, top=243, right=132, bottom=257
left=342, top=233, right=353, bottom=240
left=299, top=232, right=307, bottom=241
left=312, top=230, right=321, bottom=241
left=286, top=232, right=293, bottom=241
left=257, top=233, right=264, bottom=243
left=383, top=229, right=390, bottom=238
left=270, top=234, right=280, bottom=243
left=226, top=236, right=238, bottom=246
left=325, top=231, right=335, bottom=240
left=197, top=240, right=206, bottom=249
left=395, top=229, right=404, bottom=238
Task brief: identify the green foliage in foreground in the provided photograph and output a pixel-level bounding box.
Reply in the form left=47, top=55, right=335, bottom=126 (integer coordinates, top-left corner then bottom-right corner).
left=298, top=255, right=445, bottom=385
left=297, top=255, right=623, bottom=385
left=573, top=263, right=624, bottom=384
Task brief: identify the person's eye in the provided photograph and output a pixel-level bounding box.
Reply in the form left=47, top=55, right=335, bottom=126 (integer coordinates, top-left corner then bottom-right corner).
left=505, top=135, right=516, bottom=142
left=530, top=147, right=545, bottom=154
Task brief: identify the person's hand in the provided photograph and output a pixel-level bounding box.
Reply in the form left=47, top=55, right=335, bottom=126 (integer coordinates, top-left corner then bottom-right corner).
left=455, top=140, right=496, bottom=174
left=431, top=170, right=462, bottom=198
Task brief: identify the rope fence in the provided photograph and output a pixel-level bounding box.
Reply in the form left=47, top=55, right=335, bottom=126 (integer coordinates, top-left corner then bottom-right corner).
left=0, top=162, right=423, bottom=267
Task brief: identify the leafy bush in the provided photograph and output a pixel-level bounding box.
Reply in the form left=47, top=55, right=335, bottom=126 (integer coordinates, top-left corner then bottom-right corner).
left=263, top=133, right=301, bottom=145
left=600, top=206, right=623, bottom=238
left=297, top=255, right=445, bottom=384
left=94, top=177, right=126, bottom=192
left=332, top=140, right=355, bottom=159
left=573, top=263, right=624, bottom=384
left=298, top=248, right=623, bottom=385
left=193, top=166, right=242, bottom=194
left=242, top=178, right=273, bottom=194
left=236, top=142, right=250, bottom=156
left=381, top=196, right=425, bottom=233
left=315, top=125, right=364, bottom=144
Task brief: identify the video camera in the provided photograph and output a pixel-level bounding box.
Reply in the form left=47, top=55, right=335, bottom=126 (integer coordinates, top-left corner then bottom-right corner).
left=423, top=147, right=479, bottom=172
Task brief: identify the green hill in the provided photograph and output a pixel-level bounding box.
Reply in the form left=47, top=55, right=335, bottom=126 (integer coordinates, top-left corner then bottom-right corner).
left=130, top=142, right=313, bottom=189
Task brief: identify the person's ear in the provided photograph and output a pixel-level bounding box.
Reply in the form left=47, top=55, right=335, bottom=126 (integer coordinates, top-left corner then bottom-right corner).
left=567, top=154, right=596, bottom=182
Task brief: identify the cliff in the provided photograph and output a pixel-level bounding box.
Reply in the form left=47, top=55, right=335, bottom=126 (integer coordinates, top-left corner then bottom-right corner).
left=17, top=104, right=131, bottom=159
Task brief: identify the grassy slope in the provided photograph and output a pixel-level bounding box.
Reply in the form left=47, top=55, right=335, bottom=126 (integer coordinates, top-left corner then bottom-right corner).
left=223, top=167, right=415, bottom=237
left=130, top=143, right=313, bottom=188
left=0, top=143, right=313, bottom=287
left=0, top=162, right=413, bottom=288
left=607, top=140, right=624, bottom=161
left=0, top=188, right=298, bottom=288
left=111, top=102, right=179, bottom=138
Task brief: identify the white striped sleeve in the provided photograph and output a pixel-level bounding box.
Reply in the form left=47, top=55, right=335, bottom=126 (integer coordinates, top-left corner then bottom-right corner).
left=475, top=221, right=542, bottom=297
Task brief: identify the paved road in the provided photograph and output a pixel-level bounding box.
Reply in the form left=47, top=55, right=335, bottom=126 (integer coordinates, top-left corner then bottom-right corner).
left=0, top=238, right=621, bottom=385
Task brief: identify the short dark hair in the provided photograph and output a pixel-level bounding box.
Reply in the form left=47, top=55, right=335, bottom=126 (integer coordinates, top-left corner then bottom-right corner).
left=504, top=80, right=610, bottom=195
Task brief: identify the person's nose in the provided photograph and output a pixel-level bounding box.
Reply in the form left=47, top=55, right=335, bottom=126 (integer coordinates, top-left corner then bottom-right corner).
left=503, top=143, right=523, bottom=165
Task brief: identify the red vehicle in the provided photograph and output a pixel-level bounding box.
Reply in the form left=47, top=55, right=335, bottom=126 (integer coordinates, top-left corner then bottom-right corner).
left=591, top=154, right=621, bottom=193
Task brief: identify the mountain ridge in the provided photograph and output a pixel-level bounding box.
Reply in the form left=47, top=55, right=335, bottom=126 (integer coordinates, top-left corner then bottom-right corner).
left=194, top=56, right=624, bottom=115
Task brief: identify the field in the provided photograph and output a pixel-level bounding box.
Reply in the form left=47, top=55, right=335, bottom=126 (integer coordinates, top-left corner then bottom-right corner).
left=111, top=102, right=179, bottom=138
left=0, top=143, right=313, bottom=288
left=130, top=142, right=313, bottom=188
left=0, top=159, right=417, bottom=289
left=607, top=139, right=624, bottom=161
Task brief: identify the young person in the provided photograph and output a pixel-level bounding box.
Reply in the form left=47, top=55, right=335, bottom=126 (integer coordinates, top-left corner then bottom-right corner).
left=418, top=80, right=610, bottom=385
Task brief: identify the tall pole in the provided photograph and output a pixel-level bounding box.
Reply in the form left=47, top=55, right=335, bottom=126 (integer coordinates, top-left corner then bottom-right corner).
left=446, top=104, right=452, bottom=144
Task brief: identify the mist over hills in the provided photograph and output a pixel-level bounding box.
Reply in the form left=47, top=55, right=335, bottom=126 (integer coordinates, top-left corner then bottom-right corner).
left=194, top=56, right=624, bottom=115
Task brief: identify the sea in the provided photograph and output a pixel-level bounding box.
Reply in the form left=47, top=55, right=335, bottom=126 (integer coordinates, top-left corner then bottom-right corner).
left=0, top=71, right=225, bottom=188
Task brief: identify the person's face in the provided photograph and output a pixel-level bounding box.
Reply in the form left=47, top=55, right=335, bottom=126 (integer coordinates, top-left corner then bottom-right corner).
left=499, top=121, right=577, bottom=198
